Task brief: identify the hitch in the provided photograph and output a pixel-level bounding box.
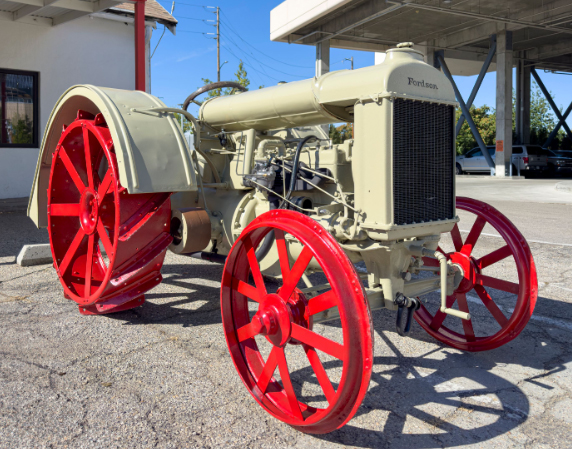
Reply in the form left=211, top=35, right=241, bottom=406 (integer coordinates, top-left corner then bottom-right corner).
left=394, top=293, right=420, bottom=336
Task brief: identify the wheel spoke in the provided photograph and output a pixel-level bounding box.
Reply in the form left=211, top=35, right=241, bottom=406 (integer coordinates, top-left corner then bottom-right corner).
left=451, top=223, right=463, bottom=252
left=85, top=234, right=94, bottom=297
left=274, top=229, right=291, bottom=279
left=476, top=245, right=512, bottom=269
left=50, top=203, right=80, bottom=216
left=303, top=345, right=336, bottom=404
left=429, top=294, right=456, bottom=331
left=291, top=323, right=345, bottom=361
left=256, top=346, right=279, bottom=394
left=83, top=126, right=94, bottom=188
left=97, top=168, right=114, bottom=200
left=58, top=228, right=86, bottom=275
left=456, top=293, right=475, bottom=342
left=244, top=236, right=267, bottom=295
left=307, top=290, right=338, bottom=316
left=236, top=316, right=263, bottom=342
left=478, top=274, right=520, bottom=295
left=276, top=347, right=303, bottom=420
left=279, top=245, right=314, bottom=301
left=58, top=147, right=86, bottom=193
left=96, top=221, right=113, bottom=256
left=474, top=285, right=509, bottom=327
left=461, top=216, right=486, bottom=255
left=231, top=277, right=262, bottom=302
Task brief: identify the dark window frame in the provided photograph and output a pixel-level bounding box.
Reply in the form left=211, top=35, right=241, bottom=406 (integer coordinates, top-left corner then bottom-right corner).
left=0, top=68, right=40, bottom=148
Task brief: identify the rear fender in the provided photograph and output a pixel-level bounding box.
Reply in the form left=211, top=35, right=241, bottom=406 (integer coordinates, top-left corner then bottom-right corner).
left=28, top=85, right=197, bottom=228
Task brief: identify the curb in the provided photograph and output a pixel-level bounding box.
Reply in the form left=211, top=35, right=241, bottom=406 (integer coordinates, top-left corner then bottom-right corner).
left=17, top=244, right=53, bottom=267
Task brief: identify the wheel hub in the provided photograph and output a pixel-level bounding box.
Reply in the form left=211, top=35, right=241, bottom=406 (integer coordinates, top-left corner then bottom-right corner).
left=257, top=289, right=311, bottom=347
left=448, top=252, right=478, bottom=294
left=258, top=294, right=292, bottom=347
left=79, top=188, right=99, bottom=235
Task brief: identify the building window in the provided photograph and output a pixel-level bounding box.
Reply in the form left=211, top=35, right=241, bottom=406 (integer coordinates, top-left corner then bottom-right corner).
left=0, top=69, right=39, bottom=148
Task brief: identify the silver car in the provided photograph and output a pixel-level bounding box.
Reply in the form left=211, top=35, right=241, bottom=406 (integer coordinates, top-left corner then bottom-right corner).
left=456, top=145, right=548, bottom=176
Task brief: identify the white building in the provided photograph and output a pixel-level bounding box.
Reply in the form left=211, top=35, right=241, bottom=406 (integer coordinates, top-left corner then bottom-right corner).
left=0, top=0, right=176, bottom=199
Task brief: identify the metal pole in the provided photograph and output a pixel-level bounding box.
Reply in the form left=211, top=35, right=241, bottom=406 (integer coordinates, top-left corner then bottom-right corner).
left=351, top=57, right=354, bottom=70
left=437, top=54, right=495, bottom=169
left=216, top=7, right=220, bottom=82
left=134, top=0, right=147, bottom=91
left=544, top=100, right=572, bottom=149
left=456, top=37, right=496, bottom=137
left=531, top=68, right=572, bottom=140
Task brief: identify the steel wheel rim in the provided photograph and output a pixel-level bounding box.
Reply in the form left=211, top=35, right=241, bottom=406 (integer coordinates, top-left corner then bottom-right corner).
left=415, top=197, right=538, bottom=352
left=47, top=119, right=119, bottom=306
left=221, top=210, right=373, bottom=434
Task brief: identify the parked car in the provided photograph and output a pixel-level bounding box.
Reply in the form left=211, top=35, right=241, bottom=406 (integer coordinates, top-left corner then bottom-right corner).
left=456, top=145, right=548, bottom=177
left=547, top=149, right=572, bottom=176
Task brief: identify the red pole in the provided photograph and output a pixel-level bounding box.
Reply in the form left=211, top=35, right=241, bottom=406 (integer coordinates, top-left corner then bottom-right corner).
left=1, top=77, right=7, bottom=144
left=134, top=0, right=146, bottom=91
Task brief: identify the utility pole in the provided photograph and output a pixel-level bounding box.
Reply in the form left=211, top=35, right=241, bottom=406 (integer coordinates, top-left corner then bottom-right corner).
left=344, top=57, right=354, bottom=70
left=216, top=7, right=220, bottom=82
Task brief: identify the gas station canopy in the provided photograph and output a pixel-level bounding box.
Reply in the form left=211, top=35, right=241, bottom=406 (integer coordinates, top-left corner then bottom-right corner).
left=271, top=0, right=572, bottom=74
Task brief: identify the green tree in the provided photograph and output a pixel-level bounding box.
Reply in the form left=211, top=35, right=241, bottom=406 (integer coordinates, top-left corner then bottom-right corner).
left=200, top=60, right=251, bottom=100
left=455, top=105, right=496, bottom=155
left=11, top=114, right=33, bottom=144
left=527, top=81, right=559, bottom=147
left=329, top=123, right=353, bottom=144
left=456, top=82, right=566, bottom=153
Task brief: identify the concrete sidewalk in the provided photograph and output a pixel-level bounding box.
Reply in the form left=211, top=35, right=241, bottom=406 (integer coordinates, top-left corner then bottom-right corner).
left=456, top=176, right=572, bottom=204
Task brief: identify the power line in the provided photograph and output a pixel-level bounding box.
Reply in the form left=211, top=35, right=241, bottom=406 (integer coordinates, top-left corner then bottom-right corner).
left=178, top=30, right=215, bottom=35
left=221, top=30, right=308, bottom=78
left=221, top=39, right=277, bottom=82
left=157, top=1, right=215, bottom=8
left=219, top=12, right=313, bottom=69
left=176, top=15, right=215, bottom=22
left=223, top=44, right=285, bottom=84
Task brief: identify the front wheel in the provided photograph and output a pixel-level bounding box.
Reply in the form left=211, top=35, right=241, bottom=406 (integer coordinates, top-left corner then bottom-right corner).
left=415, top=197, right=537, bottom=351
left=221, top=209, right=373, bottom=434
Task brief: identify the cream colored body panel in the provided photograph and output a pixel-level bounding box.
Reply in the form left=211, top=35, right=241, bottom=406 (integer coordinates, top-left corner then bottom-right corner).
left=28, top=85, right=197, bottom=228
left=200, top=48, right=456, bottom=132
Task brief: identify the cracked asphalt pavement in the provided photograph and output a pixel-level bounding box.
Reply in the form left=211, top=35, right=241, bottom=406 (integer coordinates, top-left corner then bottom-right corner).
left=1, top=177, right=572, bottom=448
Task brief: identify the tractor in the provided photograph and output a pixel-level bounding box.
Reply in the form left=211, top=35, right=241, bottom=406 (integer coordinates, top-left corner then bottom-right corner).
left=27, top=43, right=537, bottom=433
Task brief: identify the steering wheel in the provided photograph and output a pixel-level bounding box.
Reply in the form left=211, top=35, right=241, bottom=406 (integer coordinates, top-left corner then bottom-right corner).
left=182, top=81, right=247, bottom=110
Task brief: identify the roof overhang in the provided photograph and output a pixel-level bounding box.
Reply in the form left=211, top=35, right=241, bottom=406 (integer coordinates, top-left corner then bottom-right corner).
left=270, top=0, right=572, bottom=74
left=0, top=0, right=125, bottom=26
left=0, top=0, right=176, bottom=30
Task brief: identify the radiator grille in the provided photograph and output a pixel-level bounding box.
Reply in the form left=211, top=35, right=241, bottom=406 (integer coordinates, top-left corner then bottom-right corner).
left=393, top=98, right=455, bottom=226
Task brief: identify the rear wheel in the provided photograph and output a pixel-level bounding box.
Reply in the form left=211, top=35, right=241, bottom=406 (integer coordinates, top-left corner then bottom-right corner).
left=47, top=110, right=173, bottom=315
left=221, top=210, right=373, bottom=433
left=415, top=197, right=537, bottom=351
left=456, top=163, right=463, bottom=175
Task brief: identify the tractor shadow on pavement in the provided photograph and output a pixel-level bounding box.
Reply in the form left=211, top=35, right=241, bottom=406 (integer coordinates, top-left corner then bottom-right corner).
left=108, top=261, right=226, bottom=328
left=312, top=299, right=566, bottom=448
left=108, top=261, right=566, bottom=448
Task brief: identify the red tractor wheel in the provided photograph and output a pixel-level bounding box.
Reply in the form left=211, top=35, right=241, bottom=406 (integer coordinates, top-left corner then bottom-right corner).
left=221, top=210, right=373, bottom=434
left=47, top=110, right=172, bottom=315
left=415, top=197, right=538, bottom=351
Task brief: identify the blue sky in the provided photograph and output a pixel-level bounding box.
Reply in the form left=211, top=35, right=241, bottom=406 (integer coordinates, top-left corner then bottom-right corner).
left=150, top=0, right=572, bottom=122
